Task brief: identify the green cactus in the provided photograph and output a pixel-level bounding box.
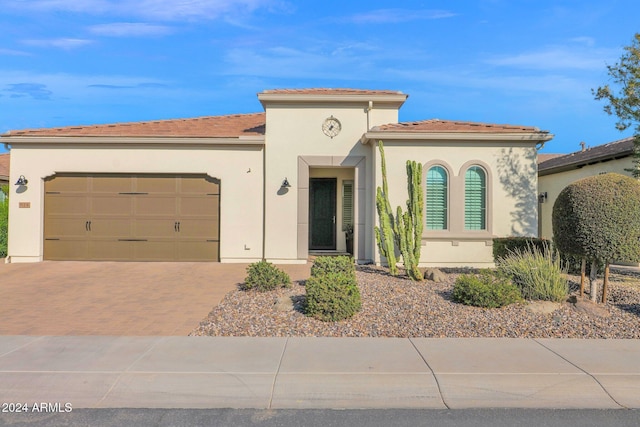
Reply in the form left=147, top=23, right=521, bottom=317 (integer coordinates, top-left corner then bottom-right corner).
left=398, top=160, right=424, bottom=281
left=374, top=141, right=398, bottom=275
left=374, top=142, right=424, bottom=280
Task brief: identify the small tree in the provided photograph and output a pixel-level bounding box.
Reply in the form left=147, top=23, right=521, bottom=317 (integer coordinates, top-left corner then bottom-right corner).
left=552, top=173, right=640, bottom=302
left=593, top=33, right=640, bottom=177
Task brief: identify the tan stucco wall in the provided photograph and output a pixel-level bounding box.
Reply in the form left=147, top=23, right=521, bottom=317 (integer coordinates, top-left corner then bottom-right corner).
left=263, top=103, right=397, bottom=263
left=538, top=157, right=635, bottom=240
left=7, top=144, right=264, bottom=263
left=375, top=141, right=539, bottom=267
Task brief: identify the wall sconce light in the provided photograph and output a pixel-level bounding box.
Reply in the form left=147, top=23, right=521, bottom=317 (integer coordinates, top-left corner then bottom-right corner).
left=538, top=192, right=547, bottom=203
left=15, top=175, right=28, bottom=186
left=281, top=178, right=291, bottom=188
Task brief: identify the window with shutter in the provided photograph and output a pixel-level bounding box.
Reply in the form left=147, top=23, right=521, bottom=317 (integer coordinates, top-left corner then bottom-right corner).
left=342, top=180, right=353, bottom=231
left=426, top=166, right=447, bottom=230
left=465, top=166, right=486, bottom=230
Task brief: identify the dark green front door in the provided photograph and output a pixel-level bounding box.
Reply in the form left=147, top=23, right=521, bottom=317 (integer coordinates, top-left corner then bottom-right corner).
left=309, top=178, right=336, bottom=250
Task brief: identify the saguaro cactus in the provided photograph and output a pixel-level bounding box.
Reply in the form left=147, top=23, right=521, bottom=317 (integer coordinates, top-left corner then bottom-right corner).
left=374, top=141, right=398, bottom=275
left=397, top=160, right=424, bottom=281
left=374, top=142, right=424, bottom=280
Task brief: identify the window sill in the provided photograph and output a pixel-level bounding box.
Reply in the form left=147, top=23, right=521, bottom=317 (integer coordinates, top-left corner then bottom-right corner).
left=422, top=232, right=495, bottom=246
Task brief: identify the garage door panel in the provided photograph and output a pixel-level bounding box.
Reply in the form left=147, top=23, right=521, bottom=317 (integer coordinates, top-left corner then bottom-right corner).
left=89, top=239, right=134, bottom=261
left=45, top=195, right=89, bottom=215
left=178, top=219, right=219, bottom=239
left=91, top=196, right=132, bottom=215
left=44, top=218, right=89, bottom=237
left=136, top=176, right=178, bottom=193
left=45, top=176, right=89, bottom=192
left=44, top=239, right=89, bottom=260
left=133, top=219, right=176, bottom=239
left=180, top=196, right=219, bottom=217
left=91, top=176, right=133, bottom=193
left=135, top=196, right=177, bottom=216
left=133, top=240, right=176, bottom=261
left=90, top=219, right=132, bottom=238
left=180, top=176, right=219, bottom=194
left=178, top=241, right=219, bottom=261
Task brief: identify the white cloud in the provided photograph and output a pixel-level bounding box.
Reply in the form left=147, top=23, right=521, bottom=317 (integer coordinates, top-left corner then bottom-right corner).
left=3, top=0, right=289, bottom=21
left=22, top=38, right=93, bottom=50
left=89, top=22, right=173, bottom=37
left=0, top=48, right=31, bottom=56
left=348, top=9, right=456, bottom=24
left=486, top=46, right=616, bottom=71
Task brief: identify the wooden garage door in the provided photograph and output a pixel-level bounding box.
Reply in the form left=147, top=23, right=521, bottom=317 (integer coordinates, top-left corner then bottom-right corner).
left=44, top=174, right=220, bottom=261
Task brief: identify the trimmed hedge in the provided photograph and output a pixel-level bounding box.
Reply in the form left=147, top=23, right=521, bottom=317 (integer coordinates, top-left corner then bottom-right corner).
left=310, top=255, right=354, bottom=277
left=305, top=256, right=361, bottom=322
left=241, top=260, right=291, bottom=292
left=492, top=237, right=551, bottom=262
left=452, top=270, right=522, bottom=308
left=0, top=199, right=7, bottom=258
left=553, top=173, right=640, bottom=264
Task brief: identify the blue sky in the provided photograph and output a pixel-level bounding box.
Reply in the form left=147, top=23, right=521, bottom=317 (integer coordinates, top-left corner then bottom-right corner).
left=0, top=0, right=638, bottom=154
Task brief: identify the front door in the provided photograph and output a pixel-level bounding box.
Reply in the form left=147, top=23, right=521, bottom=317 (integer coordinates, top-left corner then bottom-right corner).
left=309, top=178, right=336, bottom=250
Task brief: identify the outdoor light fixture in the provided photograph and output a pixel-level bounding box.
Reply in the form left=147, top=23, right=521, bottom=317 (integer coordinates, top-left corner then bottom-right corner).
left=538, top=192, right=547, bottom=203
left=281, top=178, right=291, bottom=188
left=15, top=175, right=28, bottom=186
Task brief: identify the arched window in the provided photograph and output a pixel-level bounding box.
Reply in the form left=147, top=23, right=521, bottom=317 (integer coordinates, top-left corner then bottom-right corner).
left=426, top=166, right=448, bottom=230
left=465, top=166, right=486, bottom=230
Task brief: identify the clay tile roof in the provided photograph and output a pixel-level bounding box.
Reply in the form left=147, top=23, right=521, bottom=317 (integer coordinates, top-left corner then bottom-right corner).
left=261, top=88, right=404, bottom=96
left=538, top=136, right=635, bottom=174
left=537, top=153, right=563, bottom=164
left=0, top=153, right=9, bottom=179
left=372, top=119, right=544, bottom=133
left=5, top=113, right=266, bottom=138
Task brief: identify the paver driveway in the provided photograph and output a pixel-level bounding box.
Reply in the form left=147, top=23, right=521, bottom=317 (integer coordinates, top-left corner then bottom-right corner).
left=0, top=261, right=311, bottom=335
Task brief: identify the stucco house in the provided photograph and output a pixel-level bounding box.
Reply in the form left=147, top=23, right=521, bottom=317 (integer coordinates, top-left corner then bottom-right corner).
left=538, top=137, right=636, bottom=240
left=1, top=88, right=552, bottom=266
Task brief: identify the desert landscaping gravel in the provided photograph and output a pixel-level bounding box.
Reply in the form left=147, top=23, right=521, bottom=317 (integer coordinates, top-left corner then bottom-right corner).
left=191, top=266, right=640, bottom=338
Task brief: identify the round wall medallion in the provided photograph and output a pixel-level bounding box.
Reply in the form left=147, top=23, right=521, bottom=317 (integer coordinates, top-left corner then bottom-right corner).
left=322, top=116, right=341, bottom=138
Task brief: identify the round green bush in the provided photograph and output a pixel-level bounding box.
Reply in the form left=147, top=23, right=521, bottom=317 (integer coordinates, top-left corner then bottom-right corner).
left=241, top=260, right=290, bottom=292
left=305, top=272, right=362, bottom=321
left=553, top=173, right=640, bottom=264
left=452, top=270, right=523, bottom=308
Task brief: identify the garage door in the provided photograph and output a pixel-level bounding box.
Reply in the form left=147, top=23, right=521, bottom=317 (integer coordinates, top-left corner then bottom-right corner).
left=44, top=174, right=220, bottom=261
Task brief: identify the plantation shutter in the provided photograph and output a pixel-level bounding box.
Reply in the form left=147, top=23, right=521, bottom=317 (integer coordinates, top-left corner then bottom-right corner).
left=426, top=166, right=447, bottom=230
left=342, top=180, right=353, bottom=230
left=465, top=166, right=486, bottom=230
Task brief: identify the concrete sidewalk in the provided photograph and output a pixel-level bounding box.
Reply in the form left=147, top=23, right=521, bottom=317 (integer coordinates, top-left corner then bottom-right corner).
left=1, top=337, right=639, bottom=410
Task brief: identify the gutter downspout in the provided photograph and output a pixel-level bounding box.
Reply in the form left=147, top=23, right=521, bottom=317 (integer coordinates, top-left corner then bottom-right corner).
left=262, top=143, right=267, bottom=261
left=366, top=101, right=373, bottom=131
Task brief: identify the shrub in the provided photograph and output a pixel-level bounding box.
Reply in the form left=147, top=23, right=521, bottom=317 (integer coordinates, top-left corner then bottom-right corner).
left=496, top=245, right=568, bottom=302
left=305, top=271, right=362, bottom=321
left=452, top=270, right=522, bottom=308
left=492, top=237, right=550, bottom=262
left=0, top=200, right=7, bottom=258
left=310, top=255, right=354, bottom=278
left=241, top=260, right=290, bottom=292
left=553, top=173, right=640, bottom=264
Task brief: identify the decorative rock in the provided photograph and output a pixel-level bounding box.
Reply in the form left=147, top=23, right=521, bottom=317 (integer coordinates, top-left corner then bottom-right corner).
left=570, top=297, right=611, bottom=318
left=525, top=301, right=561, bottom=315
left=423, top=268, right=447, bottom=283
left=274, top=296, right=294, bottom=312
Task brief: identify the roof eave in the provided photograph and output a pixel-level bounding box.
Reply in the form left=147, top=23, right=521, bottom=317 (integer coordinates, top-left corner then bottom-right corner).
left=538, top=151, right=634, bottom=176
left=0, top=135, right=266, bottom=146
left=258, top=92, right=408, bottom=108
left=361, top=131, right=554, bottom=144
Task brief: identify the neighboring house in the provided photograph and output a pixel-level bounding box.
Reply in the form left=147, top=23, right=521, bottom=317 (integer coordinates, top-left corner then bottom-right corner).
left=538, top=137, right=636, bottom=240
left=0, top=152, right=9, bottom=202
left=0, top=88, right=552, bottom=266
